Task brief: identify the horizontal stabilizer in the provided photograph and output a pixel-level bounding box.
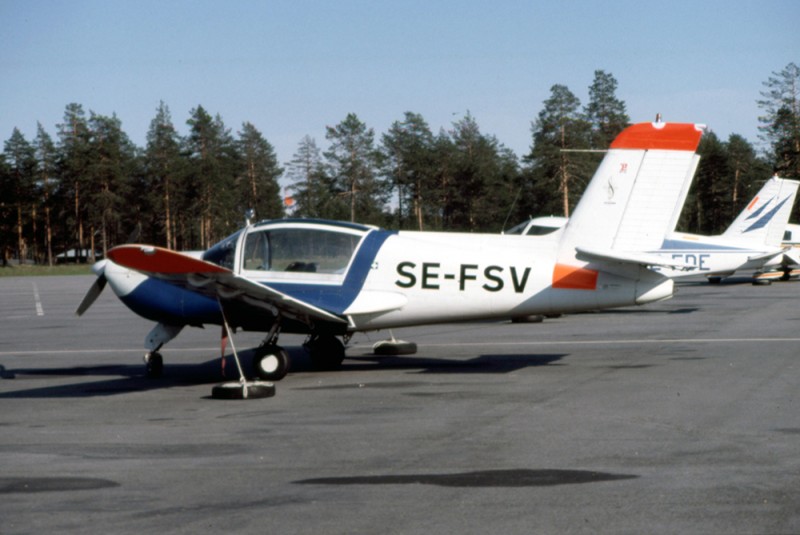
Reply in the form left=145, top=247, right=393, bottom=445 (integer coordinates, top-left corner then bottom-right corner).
left=107, top=245, right=347, bottom=325
left=746, top=247, right=787, bottom=263
left=782, top=248, right=800, bottom=266
left=575, top=246, right=697, bottom=271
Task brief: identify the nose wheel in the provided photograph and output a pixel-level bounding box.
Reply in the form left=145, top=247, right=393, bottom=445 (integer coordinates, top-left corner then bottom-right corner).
left=144, top=352, right=163, bottom=378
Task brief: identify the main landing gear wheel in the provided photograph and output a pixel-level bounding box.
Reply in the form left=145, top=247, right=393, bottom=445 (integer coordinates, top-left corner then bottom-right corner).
left=144, top=352, right=163, bottom=378
left=306, top=335, right=346, bottom=371
left=252, top=345, right=290, bottom=381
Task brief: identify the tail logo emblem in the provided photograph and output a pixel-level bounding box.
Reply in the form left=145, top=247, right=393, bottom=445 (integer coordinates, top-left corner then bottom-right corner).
left=607, top=176, right=616, bottom=200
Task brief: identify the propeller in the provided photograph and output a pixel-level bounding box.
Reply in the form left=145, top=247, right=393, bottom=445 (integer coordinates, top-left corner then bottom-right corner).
left=75, top=259, right=108, bottom=316
left=76, top=223, right=141, bottom=316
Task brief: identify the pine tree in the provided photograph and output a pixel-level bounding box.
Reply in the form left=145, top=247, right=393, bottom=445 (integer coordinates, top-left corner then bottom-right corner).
left=758, top=62, right=800, bottom=180
left=33, top=123, right=58, bottom=265
left=726, top=133, right=769, bottom=212
left=0, top=154, right=10, bottom=265
left=584, top=70, right=630, bottom=148
left=237, top=122, right=284, bottom=222
left=525, top=85, right=591, bottom=218
left=445, top=113, right=517, bottom=231
left=86, top=113, right=136, bottom=259
left=56, top=103, right=92, bottom=260
left=3, top=129, right=37, bottom=263
left=381, top=112, right=436, bottom=230
left=324, top=113, right=387, bottom=224
left=184, top=106, right=238, bottom=248
left=286, top=136, right=337, bottom=218
left=144, top=102, right=183, bottom=248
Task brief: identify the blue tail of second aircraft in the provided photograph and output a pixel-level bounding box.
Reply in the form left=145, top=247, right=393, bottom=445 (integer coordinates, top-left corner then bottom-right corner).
left=721, top=176, right=799, bottom=247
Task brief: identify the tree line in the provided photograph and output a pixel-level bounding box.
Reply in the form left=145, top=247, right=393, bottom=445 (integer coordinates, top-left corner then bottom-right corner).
left=1, top=64, right=798, bottom=266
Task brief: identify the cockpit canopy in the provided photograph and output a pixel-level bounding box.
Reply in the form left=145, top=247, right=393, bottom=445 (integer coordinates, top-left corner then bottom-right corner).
left=505, top=216, right=568, bottom=236
left=202, top=219, right=372, bottom=277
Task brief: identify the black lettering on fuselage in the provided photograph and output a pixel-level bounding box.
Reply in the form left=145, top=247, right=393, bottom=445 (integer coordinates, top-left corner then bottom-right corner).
left=421, top=262, right=440, bottom=289
left=394, top=262, right=532, bottom=293
left=510, top=266, right=531, bottom=293
left=395, top=261, right=416, bottom=288
left=482, top=265, right=504, bottom=292
left=459, top=264, right=478, bottom=290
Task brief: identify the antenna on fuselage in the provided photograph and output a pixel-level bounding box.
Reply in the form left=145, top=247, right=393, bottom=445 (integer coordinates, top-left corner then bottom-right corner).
left=245, top=208, right=255, bottom=226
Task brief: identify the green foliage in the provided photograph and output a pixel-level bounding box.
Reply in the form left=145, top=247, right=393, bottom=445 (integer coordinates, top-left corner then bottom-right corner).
left=1, top=66, right=793, bottom=265
left=237, top=122, right=284, bottom=222
left=382, top=112, right=436, bottom=230
left=678, top=132, right=771, bottom=234
left=584, top=70, right=630, bottom=148
left=758, top=62, right=800, bottom=222
left=286, top=136, right=339, bottom=219
left=324, top=113, right=387, bottom=225
left=523, top=84, right=593, bottom=219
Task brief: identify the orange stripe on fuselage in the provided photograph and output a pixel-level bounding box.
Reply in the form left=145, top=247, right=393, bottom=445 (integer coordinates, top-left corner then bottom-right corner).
left=552, top=264, right=598, bottom=290
left=747, top=196, right=759, bottom=211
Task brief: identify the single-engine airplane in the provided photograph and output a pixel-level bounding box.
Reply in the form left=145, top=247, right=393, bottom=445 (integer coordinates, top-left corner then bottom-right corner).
left=77, top=121, right=705, bottom=381
left=658, top=176, right=800, bottom=282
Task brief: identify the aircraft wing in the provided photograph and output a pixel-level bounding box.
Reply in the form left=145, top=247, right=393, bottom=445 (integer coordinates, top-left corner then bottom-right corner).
left=107, top=245, right=348, bottom=325
left=575, top=246, right=696, bottom=271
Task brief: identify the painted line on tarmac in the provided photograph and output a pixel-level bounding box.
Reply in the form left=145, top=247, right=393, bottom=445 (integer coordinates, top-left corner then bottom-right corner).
left=0, top=348, right=215, bottom=356
left=32, top=282, right=44, bottom=316
left=353, top=337, right=800, bottom=349
left=4, top=337, right=799, bottom=358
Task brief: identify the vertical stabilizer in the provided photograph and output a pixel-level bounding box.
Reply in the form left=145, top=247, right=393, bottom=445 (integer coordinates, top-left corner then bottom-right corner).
left=720, top=176, right=799, bottom=247
left=558, top=122, right=704, bottom=261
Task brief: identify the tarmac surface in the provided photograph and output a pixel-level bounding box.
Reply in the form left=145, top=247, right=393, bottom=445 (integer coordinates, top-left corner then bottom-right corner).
left=1, top=274, right=799, bottom=534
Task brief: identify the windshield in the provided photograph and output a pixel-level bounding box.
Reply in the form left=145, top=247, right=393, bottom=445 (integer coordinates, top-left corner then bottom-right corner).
left=504, top=221, right=529, bottom=235
left=242, top=227, right=363, bottom=274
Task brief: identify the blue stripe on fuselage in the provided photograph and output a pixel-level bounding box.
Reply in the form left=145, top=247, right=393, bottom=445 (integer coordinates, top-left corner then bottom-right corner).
left=659, top=238, right=750, bottom=252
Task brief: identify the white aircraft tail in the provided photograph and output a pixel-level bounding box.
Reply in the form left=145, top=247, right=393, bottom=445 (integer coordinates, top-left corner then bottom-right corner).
left=720, top=176, right=799, bottom=247
left=558, top=122, right=704, bottom=262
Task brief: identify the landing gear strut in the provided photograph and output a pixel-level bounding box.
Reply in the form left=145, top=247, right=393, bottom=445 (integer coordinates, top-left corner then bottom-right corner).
left=142, top=323, right=183, bottom=378
left=211, top=300, right=276, bottom=400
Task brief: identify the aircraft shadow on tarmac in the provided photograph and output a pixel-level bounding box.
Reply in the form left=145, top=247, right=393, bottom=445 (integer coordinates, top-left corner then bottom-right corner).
left=342, top=352, right=566, bottom=374
left=0, top=349, right=566, bottom=398
left=294, top=468, right=638, bottom=488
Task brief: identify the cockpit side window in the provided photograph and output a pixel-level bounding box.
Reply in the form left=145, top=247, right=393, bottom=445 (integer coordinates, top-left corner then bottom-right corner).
left=526, top=225, right=559, bottom=236
left=243, top=231, right=269, bottom=270
left=504, top=221, right=528, bottom=235
left=243, top=227, right=362, bottom=275
left=203, top=230, right=242, bottom=269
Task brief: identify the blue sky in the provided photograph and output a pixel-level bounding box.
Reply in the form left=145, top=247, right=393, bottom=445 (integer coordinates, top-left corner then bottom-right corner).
left=2, top=0, right=798, bottom=172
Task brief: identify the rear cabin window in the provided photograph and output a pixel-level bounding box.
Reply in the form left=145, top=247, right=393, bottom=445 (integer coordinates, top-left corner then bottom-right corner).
left=242, top=228, right=362, bottom=275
